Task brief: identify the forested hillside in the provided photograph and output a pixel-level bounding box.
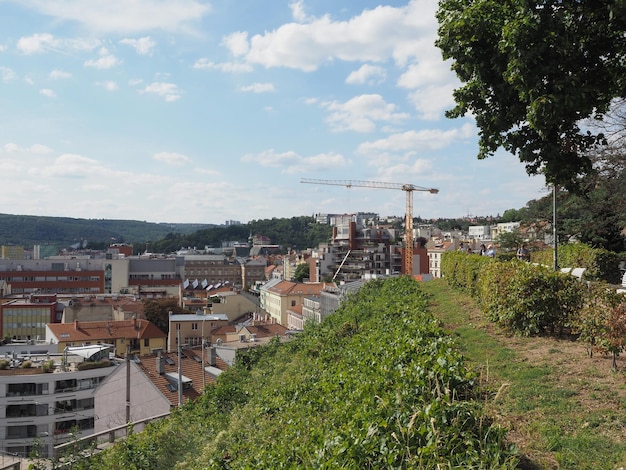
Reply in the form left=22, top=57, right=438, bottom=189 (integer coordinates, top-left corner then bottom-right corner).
left=73, top=277, right=514, bottom=469
left=0, top=213, right=210, bottom=248
left=0, top=214, right=331, bottom=253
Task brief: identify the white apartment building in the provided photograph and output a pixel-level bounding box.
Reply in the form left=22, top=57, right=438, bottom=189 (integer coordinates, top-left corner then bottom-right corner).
left=0, top=352, right=117, bottom=458
left=468, top=225, right=492, bottom=241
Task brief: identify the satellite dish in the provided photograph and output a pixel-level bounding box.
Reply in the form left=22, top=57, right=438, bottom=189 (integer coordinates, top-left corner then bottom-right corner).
left=216, top=338, right=222, bottom=346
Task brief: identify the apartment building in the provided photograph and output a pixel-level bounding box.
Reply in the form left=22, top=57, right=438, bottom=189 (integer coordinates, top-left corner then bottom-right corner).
left=0, top=294, right=61, bottom=341
left=167, top=312, right=229, bottom=352
left=324, top=216, right=402, bottom=282
left=426, top=240, right=455, bottom=279
left=0, top=258, right=105, bottom=296
left=45, top=319, right=167, bottom=357
left=0, top=350, right=117, bottom=458
left=259, top=280, right=329, bottom=327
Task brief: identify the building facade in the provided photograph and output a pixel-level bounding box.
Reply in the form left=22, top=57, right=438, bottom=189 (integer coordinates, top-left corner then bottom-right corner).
left=0, top=359, right=117, bottom=457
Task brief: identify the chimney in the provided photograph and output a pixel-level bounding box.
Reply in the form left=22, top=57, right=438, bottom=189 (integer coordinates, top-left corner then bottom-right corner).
left=209, top=347, right=217, bottom=367
left=74, top=320, right=79, bottom=330
left=156, top=350, right=164, bottom=374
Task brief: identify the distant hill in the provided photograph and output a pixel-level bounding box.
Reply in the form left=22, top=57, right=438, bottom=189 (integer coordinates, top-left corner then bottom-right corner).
left=0, top=213, right=213, bottom=249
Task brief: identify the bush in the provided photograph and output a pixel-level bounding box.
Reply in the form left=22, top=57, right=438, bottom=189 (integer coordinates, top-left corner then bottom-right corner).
left=532, top=244, right=622, bottom=283
left=76, top=360, right=111, bottom=371
left=0, top=360, right=9, bottom=370
left=21, top=361, right=33, bottom=369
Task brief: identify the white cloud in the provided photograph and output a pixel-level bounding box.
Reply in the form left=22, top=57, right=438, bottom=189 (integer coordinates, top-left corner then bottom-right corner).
left=12, top=0, right=211, bottom=34
left=153, top=152, right=191, bottom=165
left=241, top=149, right=347, bottom=174
left=222, top=31, right=249, bottom=57
left=128, top=78, right=144, bottom=86
left=356, top=123, right=475, bottom=154
left=1, top=66, right=17, bottom=82
left=49, top=69, right=72, bottom=79
left=97, top=81, right=118, bottom=91
left=345, top=64, right=386, bottom=85
left=243, top=1, right=438, bottom=71
left=2, top=143, right=53, bottom=154
left=0, top=45, right=7, bottom=52
left=289, top=0, right=310, bottom=23
left=322, top=94, right=409, bottom=133
left=84, top=47, right=122, bottom=69
left=141, top=82, right=182, bottom=102
left=17, top=33, right=100, bottom=55
left=120, top=36, right=156, bottom=55
left=193, top=58, right=253, bottom=73
left=39, top=88, right=56, bottom=98
left=240, top=83, right=275, bottom=93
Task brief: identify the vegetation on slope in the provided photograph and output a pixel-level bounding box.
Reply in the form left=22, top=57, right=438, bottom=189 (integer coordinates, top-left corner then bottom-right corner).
left=77, top=277, right=515, bottom=469
left=0, top=213, right=209, bottom=247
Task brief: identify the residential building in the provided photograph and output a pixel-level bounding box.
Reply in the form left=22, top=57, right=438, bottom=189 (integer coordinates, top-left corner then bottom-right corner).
left=319, top=281, right=366, bottom=319
left=1, top=246, right=25, bottom=260
left=426, top=240, right=455, bottom=279
left=1, top=294, right=61, bottom=341
left=211, top=322, right=289, bottom=347
left=0, top=347, right=117, bottom=458
left=0, top=258, right=106, bottom=295
left=60, top=295, right=145, bottom=324
left=323, top=216, right=403, bottom=282
left=468, top=225, right=493, bottom=241
left=45, top=319, right=167, bottom=357
left=495, top=222, right=521, bottom=237
left=167, top=312, right=229, bottom=352
left=286, top=304, right=304, bottom=330
left=301, top=295, right=321, bottom=324
left=259, top=280, right=330, bottom=327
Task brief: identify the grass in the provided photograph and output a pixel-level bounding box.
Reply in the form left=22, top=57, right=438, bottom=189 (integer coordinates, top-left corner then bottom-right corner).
left=420, top=278, right=626, bottom=470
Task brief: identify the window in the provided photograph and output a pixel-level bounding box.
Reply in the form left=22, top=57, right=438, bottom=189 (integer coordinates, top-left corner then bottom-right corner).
left=191, top=323, right=198, bottom=330
left=144, top=338, right=150, bottom=347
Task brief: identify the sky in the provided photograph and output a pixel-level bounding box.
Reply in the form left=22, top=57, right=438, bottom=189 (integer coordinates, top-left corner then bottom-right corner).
left=0, top=0, right=548, bottom=225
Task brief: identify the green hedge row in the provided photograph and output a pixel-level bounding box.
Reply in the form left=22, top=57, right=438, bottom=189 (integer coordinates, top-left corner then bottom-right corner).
left=531, top=244, right=624, bottom=284
left=442, top=250, right=626, bottom=365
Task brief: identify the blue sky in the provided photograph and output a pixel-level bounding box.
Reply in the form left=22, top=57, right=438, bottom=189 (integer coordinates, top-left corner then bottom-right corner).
left=0, top=0, right=547, bottom=224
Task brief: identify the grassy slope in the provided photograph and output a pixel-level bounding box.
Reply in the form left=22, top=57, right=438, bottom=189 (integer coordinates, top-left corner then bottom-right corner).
left=420, top=279, right=626, bottom=470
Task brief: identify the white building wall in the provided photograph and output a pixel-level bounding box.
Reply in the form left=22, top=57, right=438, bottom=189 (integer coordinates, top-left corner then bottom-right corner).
left=0, top=364, right=117, bottom=457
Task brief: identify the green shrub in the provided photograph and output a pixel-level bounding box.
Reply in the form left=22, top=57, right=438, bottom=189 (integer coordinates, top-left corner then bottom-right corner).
left=0, top=360, right=9, bottom=370
left=533, top=244, right=622, bottom=283
left=21, top=360, right=32, bottom=369
left=76, top=360, right=111, bottom=371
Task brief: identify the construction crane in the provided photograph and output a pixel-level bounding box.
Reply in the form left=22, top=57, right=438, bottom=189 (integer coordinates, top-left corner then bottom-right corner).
left=300, top=178, right=439, bottom=276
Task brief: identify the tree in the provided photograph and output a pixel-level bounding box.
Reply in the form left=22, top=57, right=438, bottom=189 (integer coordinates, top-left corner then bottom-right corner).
left=293, top=263, right=310, bottom=282
left=143, top=298, right=189, bottom=335
left=436, top=0, right=626, bottom=189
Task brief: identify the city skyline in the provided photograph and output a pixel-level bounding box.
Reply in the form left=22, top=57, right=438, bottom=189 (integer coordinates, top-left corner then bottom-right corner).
left=0, top=0, right=546, bottom=224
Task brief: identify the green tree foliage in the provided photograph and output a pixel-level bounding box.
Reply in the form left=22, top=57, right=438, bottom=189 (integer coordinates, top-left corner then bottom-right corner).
left=151, top=216, right=332, bottom=253
left=436, top=0, right=626, bottom=188
left=572, top=283, right=624, bottom=358
left=293, top=262, right=310, bottom=282
left=0, top=214, right=208, bottom=247
left=142, top=298, right=189, bottom=336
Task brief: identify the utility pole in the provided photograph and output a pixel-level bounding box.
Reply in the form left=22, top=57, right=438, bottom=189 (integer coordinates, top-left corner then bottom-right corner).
left=125, top=344, right=130, bottom=424
left=553, top=185, right=558, bottom=271
left=177, top=329, right=183, bottom=407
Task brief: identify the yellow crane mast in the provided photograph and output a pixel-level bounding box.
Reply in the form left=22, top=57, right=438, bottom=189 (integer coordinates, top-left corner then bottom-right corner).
left=300, top=178, right=439, bottom=276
